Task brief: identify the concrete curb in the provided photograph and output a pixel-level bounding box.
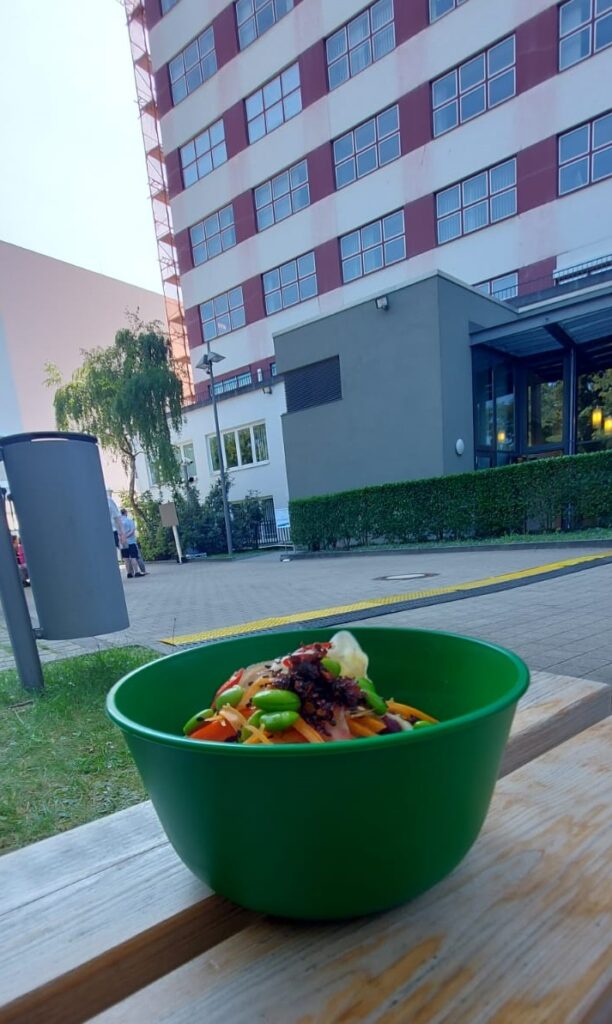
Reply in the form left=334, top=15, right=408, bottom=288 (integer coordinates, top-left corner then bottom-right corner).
left=282, top=539, right=612, bottom=561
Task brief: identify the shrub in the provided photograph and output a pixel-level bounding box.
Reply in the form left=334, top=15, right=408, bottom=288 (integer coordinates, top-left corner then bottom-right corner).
left=289, top=451, right=612, bottom=550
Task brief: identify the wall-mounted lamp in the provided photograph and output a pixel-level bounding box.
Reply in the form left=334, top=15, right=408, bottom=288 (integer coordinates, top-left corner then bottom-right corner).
left=605, top=415, right=612, bottom=435
left=497, top=430, right=506, bottom=444
left=262, top=385, right=273, bottom=395
left=455, top=439, right=465, bottom=455
left=592, top=407, right=603, bottom=429
left=375, top=295, right=389, bottom=311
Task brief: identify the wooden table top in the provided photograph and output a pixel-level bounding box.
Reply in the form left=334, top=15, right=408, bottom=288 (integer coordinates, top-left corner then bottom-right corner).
left=1, top=670, right=610, bottom=1024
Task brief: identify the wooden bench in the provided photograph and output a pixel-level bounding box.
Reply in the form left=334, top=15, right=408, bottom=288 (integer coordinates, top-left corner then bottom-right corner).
left=1, top=670, right=610, bottom=1024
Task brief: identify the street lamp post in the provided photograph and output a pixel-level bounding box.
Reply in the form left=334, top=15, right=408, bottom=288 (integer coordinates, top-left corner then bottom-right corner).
left=195, top=348, right=233, bottom=558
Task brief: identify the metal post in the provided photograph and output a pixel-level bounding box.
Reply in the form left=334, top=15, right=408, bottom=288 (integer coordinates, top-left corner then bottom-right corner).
left=567, top=345, right=577, bottom=456
left=0, top=487, right=44, bottom=692
left=171, top=524, right=184, bottom=563
left=208, top=361, right=233, bottom=558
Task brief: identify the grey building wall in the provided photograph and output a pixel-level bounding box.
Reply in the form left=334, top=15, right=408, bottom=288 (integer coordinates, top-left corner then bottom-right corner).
left=275, top=273, right=515, bottom=501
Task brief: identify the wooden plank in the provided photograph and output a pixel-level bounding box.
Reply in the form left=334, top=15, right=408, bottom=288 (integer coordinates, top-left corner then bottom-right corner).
left=0, top=672, right=608, bottom=1024
left=92, top=719, right=612, bottom=1024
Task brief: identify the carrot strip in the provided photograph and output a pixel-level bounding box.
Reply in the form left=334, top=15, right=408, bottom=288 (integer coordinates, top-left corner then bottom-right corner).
left=387, top=700, right=438, bottom=724
left=238, top=675, right=271, bottom=709
left=293, top=717, right=326, bottom=743
left=190, top=718, right=236, bottom=742
left=348, top=719, right=377, bottom=738
left=359, top=715, right=387, bottom=734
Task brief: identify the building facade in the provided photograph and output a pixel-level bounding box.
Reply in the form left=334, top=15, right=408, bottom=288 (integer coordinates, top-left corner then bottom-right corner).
left=140, top=0, right=612, bottom=512
left=0, top=242, right=166, bottom=492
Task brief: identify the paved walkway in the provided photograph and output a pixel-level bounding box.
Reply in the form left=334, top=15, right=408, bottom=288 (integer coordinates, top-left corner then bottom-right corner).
left=1, top=546, right=611, bottom=684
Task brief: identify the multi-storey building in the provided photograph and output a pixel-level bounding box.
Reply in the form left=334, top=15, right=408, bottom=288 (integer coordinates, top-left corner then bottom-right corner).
left=137, top=0, right=612, bottom=521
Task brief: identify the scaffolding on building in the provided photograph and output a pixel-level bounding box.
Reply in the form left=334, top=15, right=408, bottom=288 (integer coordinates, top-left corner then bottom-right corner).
left=122, top=0, right=195, bottom=403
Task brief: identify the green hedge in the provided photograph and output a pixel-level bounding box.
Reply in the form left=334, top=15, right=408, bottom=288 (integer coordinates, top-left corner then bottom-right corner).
left=289, top=451, right=612, bottom=550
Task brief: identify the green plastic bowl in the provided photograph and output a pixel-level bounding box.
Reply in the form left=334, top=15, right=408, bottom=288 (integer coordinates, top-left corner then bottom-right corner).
left=107, top=627, right=528, bottom=920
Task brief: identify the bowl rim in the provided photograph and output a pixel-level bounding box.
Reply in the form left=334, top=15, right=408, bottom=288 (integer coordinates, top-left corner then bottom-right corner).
left=106, top=626, right=529, bottom=757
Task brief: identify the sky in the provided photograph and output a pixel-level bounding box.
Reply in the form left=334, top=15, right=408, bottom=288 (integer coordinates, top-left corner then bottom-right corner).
left=0, top=0, right=161, bottom=292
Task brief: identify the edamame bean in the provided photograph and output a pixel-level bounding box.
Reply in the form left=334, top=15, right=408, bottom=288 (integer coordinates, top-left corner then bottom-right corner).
left=182, top=708, right=214, bottom=735
left=321, top=657, right=341, bottom=676
left=252, top=689, right=300, bottom=712
left=215, top=684, right=244, bottom=708
left=357, top=677, right=376, bottom=693
left=260, top=710, right=299, bottom=732
left=363, top=690, right=388, bottom=717
left=413, top=720, right=434, bottom=729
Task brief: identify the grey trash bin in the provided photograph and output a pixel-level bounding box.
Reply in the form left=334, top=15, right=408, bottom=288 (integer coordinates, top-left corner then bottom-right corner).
left=1, top=432, right=129, bottom=639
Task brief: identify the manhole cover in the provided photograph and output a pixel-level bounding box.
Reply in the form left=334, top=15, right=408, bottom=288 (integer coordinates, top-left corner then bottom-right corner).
left=375, top=572, right=438, bottom=581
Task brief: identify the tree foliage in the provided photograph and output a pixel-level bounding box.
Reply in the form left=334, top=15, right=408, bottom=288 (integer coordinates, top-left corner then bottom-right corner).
left=48, top=316, right=183, bottom=516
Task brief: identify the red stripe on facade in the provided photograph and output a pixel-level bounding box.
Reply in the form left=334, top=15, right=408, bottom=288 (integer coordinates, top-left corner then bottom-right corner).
left=299, top=40, right=328, bottom=108
left=517, top=135, right=558, bottom=213
left=399, top=82, right=432, bottom=154
left=242, top=274, right=266, bottom=324
left=154, top=66, right=172, bottom=118
left=166, top=149, right=183, bottom=200
left=518, top=257, right=557, bottom=295
left=307, top=142, right=335, bottom=204
left=224, top=101, right=248, bottom=159
left=143, top=0, right=161, bottom=31
left=394, top=0, right=429, bottom=45
left=185, top=305, right=202, bottom=350
left=405, top=194, right=436, bottom=258
left=213, top=4, right=239, bottom=68
left=234, top=190, right=257, bottom=244
left=515, top=5, right=559, bottom=95
left=175, top=228, right=193, bottom=276
left=314, top=238, right=342, bottom=296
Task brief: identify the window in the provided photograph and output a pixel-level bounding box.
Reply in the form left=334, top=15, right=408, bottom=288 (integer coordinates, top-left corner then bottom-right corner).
left=175, top=441, right=196, bottom=480
left=475, top=272, right=519, bottom=300
left=558, top=112, right=612, bottom=194
left=211, top=371, right=253, bottom=396
left=263, top=252, right=317, bottom=314
left=147, top=459, right=160, bottom=487
left=326, top=0, right=395, bottom=91
left=429, top=0, right=468, bottom=21
left=208, top=422, right=269, bottom=471
left=527, top=359, right=564, bottom=447
left=168, top=26, right=217, bottom=105
left=190, top=205, right=236, bottom=266
left=199, top=287, right=246, bottom=342
left=285, top=356, right=342, bottom=412
left=254, top=160, right=310, bottom=230
left=180, top=120, right=227, bottom=188
left=559, top=0, right=612, bottom=70
left=340, top=210, right=406, bottom=282
left=436, top=158, right=517, bottom=243
left=333, top=104, right=400, bottom=189
left=245, top=63, right=301, bottom=143
left=432, top=36, right=516, bottom=137
left=236, top=0, right=294, bottom=49
left=270, top=361, right=277, bottom=376
left=161, top=0, right=181, bottom=13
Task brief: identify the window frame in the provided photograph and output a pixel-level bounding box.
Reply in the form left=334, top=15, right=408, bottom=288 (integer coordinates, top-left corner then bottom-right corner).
left=199, top=287, right=246, bottom=342
left=436, top=157, right=518, bottom=244
left=474, top=271, right=519, bottom=300
left=333, top=103, right=401, bottom=190
left=190, top=204, right=237, bottom=266
left=429, top=0, right=469, bottom=23
left=262, top=251, right=318, bottom=315
left=558, top=111, right=612, bottom=195
left=254, top=159, right=310, bottom=231
left=339, top=209, right=406, bottom=283
left=326, top=0, right=396, bottom=92
left=432, top=35, right=516, bottom=137
left=559, top=0, right=612, bottom=71
left=207, top=421, right=269, bottom=472
left=235, top=0, right=295, bottom=50
left=245, top=62, right=302, bottom=144
left=180, top=119, right=227, bottom=189
left=168, top=24, right=217, bottom=105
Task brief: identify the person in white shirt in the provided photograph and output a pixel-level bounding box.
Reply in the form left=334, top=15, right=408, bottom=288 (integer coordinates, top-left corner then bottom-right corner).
left=119, top=508, right=144, bottom=578
left=107, top=489, right=122, bottom=549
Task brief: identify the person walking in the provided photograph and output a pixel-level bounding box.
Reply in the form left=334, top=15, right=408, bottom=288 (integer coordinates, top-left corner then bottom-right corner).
left=107, top=489, right=122, bottom=551
left=119, top=508, right=144, bottom=578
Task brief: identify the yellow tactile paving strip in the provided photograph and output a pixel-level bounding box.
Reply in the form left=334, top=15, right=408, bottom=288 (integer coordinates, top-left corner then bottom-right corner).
left=160, top=551, right=612, bottom=646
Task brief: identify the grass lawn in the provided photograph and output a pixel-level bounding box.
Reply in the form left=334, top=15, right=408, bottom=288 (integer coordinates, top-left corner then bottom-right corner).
left=0, top=646, right=159, bottom=856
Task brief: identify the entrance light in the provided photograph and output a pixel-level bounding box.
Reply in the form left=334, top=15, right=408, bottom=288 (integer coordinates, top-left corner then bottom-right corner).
left=592, top=407, right=603, bottom=429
